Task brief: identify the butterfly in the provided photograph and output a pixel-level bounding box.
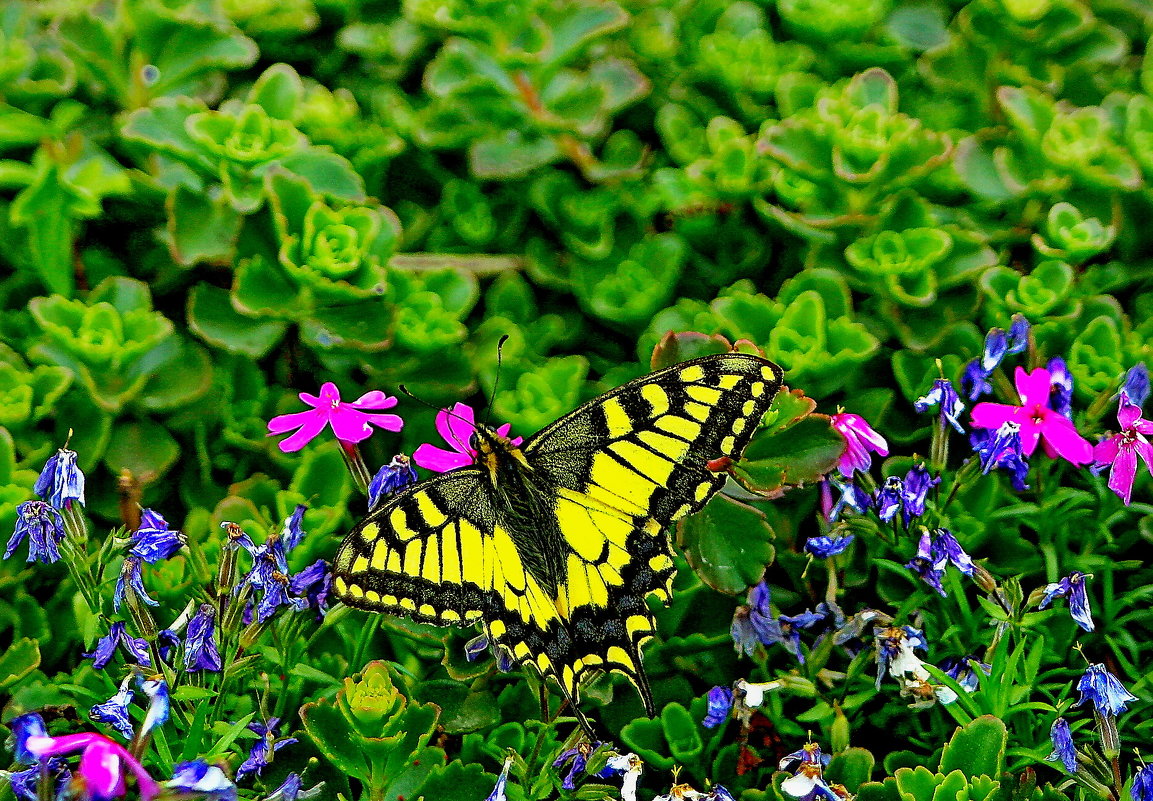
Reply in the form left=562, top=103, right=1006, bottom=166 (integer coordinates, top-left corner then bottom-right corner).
left=332, top=352, right=784, bottom=727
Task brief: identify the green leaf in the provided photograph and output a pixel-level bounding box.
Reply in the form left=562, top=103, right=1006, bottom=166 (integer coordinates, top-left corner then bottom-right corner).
left=103, top=418, right=180, bottom=482
left=679, top=493, right=774, bottom=594
left=0, top=638, right=40, bottom=690
left=278, top=149, right=366, bottom=202
left=166, top=185, right=243, bottom=266
left=938, top=715, right=1007, bottom=779
left=470, top=132, right=561, bottom=180
left=187, top=283, right=288, bottom=358
left=419, top=760, right=500, bottom=801
left=827, top=747, right=876, bottom=792
left=204, top=712, right=256, bottom=759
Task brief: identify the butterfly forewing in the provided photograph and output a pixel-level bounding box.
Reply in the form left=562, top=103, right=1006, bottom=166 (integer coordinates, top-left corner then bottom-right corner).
left=333, top=353, right=783, bottom=720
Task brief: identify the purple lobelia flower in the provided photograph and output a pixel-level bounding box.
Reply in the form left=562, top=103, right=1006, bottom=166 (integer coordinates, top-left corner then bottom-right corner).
left=166, top=760, right=236, bottom=800
left=703, top=685, right=734, bottom=728
left=235, top=718, right=296, bottom=782
left=731, top=581, right=779, bottom=657
left=184, top=604, right=222, bottom=673
left=1006, top=314, right=1030, bottom=354
left=1039, top=572, right=1094, bottom=632
left=90, top=675, right=136, bottom=740
left=876, top=476, right=904, bottom=523
left=939, top=655, right=988, bottom=693
left=971, top=421, right=1031, bottom=490
left=114, top=556, right=159, bottom=613
left=902, top=464, right=939, bottom=523
left=264, top=772, right=325, bottom=800
left=280, top=505, right=308, bottom=552
left=1047, top=357, right=1075, bottom=419
left=1075, top=664, right=1137, bottom=718
left=1045, top=718, right=1078, bottom=773
left=915, top=378, right=966, bottom=434
left=368, top=455, right=419, bottom=509
left=34, top=447, right=86, bottom=510
left=825, top=476, right=873, bottom=522
left=139, top=677, right=169, bottom=736
left=85, top=622, right=151, bottom=670
left=128, top=509, right=184, bottom=564
left=552, top=740, right=602, bottom=790
left=5, top=501, right=65, bottom=564
left=981, top=328, right=1009, bottom=373
left=804, top=534, right=854, bottom=559
left=905, top=530, right=946, bottom=596
left=776, top=608, right=828, bottom=664
left=290, top=560, right=333, bottom=617
left=485, top=756, right=512, bottom=801
left=1122, top=363, right=1149, bottom=408
left=1132, top=762, right=1153, bottom=801
left=830, top=412, right=889, bottom=477
left=962, top=359, right=994, bottom=401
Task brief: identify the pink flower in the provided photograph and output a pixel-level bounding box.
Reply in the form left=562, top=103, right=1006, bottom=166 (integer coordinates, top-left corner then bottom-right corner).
left=413, top=403, right=522, bottom=473
left=971, top=367, right=1092, bottom=465
left=267, top=382, right=403, bottom=453
left=25, top=732, right=160, bottom=801
left=1093, top=401, right=1153, bottom=505
left=830, top=412, right=889, bottom=477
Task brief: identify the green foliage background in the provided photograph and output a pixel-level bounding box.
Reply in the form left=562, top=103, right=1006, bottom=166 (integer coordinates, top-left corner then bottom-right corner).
left=0, top=0, right=1151, bottom=799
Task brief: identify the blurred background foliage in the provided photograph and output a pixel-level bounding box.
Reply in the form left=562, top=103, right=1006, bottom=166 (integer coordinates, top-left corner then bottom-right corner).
left=1, top=0, right=1152, bottom=799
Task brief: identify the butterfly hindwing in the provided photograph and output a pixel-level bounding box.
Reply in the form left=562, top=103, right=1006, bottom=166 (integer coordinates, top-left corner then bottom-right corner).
left=333, top=352, right=784, bottom=722
left=522, top=353, right=784, bottom=708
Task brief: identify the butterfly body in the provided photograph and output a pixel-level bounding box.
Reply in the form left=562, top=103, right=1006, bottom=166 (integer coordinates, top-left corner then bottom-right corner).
left=333, top=353, right=784, bottom=720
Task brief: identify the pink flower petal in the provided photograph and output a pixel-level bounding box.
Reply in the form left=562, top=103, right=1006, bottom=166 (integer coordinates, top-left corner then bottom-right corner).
left=364, top=412, right=404, bottom=433
left=1018, top=424, right=1042, bottom=457
left=1108, top=447, right=1138, bottom=505
left=1118, top=402, right=1143, bottom=429
left=1015, top=367, right=1052, bottom=407
left=1094, top=435, right=1121, bottom=464
left=1136, top=439, right=1153, bottom=478
left=970, top=402, right=1018, bottom=431
left=439, top=403, right=477, bottom=455
left=327, top=408, right=374, bottom=443
left=1040, top=414, right=1093, bottom=466
left=1136, top=418, right=1153, bottom=436
left=350, top=391, right=398, bottom=410
left=494, top=424, right=524, bottom=447
left=413, top=443, right=473, bottom=473
left=267, top=409, right=319, bottom=434
left=275, top=417, right=328, bottom=452
left=80, top=738, right=125, bottom=799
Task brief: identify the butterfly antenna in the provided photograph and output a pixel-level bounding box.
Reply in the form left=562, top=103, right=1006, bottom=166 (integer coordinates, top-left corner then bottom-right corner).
left=397, top=385, right=478, bottom=452
left=482, top=334, right=511, bottom=429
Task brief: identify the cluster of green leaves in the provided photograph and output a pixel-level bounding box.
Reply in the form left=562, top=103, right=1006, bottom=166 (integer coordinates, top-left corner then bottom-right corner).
left=1, top=0, right=1152, bottom=799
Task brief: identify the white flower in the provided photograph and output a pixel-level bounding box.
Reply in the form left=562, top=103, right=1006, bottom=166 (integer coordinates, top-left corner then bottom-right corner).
left=735, top=678, right=782, bottom=708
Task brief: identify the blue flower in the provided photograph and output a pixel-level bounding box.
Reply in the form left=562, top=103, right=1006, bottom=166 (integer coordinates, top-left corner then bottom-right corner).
left=139, top=677, right=170, bottom=735
left=236, top=718, right=296, bottom=782
left=982, top=328, right=1008, bottom=372
left=932, top=528, right=975, bottom=576
left=2, top=759, right=71, bottom=801
left=368, top=455, right=418, bottom=509
left=90, top=675, right=136, bottom=740
left=34, top=448, right=86, bottom=510
left=874, top=625, right=927, bottom=688
left=255, top=571, right=302, bottom=623
left=553, top=741, right=602, bottom=790
left=290, top=560, right=333, bottom=617
left=263, top=772, right=325, bottom=801
left=939, top=655, right=988, bottom=692
left=876, top=476, right=904, bottom=523
left=777, top=609, right=828, bottom=664
left=703, top=685, right=733, bottom=728
left=4, top=501, right=65, bottom=564
left=971, top=421, right=1030, bottom=490
left=1006, top=314, right=1030, bottom=354
left=85, top=622, right=152, bottom=670
left=11, top=712, right=49, bottom=763
left=804, top=534, right=854, bottom=559
left=113, top=556, right=159, bottom=613
left=167, top=760, right=237, bottom=800
left=1122, top=363, right=1149, bottom=408
left=463, top=633, right=515, bottom=672
left=281, top=505, right=307, bottom=552
left=1039, top=572, right=1094, bottom=632
left=128, top=509, right=184, bottom=563
left=185, top=604, right=223, bottom=673
left=1047, top=357, right=1074, bottom=419
left=731, top=581, right=780, bottom=656
left=906, top=528, right=975, bottom=597
left=1045, top=718, right=1077, bottom=773
left=905, top=530, right=946, bottom=596
left=780, top=742, right=831, bottom=770
left=1132, top=763, right=1153, bottom=801
left=902, top=464, right=939, bottom=523
left=486, top=757, right=512, bottom=801
left=157, top=629, right=181, bottom=665
left=1075, top=664, right=1137, bottom=718
left=825, top=476, right=872, bottom=522
left=961, top=359, right=994, bottom=401
left=914, top=378, right=966, bottom=434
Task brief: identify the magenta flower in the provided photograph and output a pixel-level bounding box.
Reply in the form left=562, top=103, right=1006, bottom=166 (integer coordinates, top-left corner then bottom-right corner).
left=267, top=382, right=403, bottom=453
left=413, top=403, right=522, bottom=473
left=24, top=731, right=160, bottom=801
left=970, top=367, right=1092, bottom=465
left=830, top=412, right=889, bottom=477
left=1093, top=401, right=1153, bottom=505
